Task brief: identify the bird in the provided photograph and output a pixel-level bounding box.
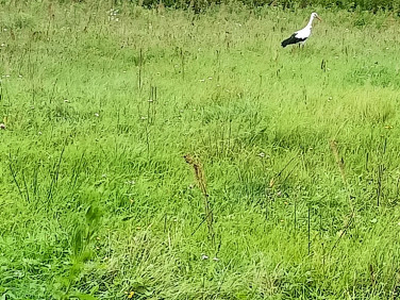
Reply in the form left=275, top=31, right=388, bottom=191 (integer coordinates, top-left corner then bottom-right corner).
left=281, top=12, right=322, bottom=48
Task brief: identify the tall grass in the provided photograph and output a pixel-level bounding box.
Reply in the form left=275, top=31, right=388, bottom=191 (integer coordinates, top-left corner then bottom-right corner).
left=1, top=1, right=400, bottom=298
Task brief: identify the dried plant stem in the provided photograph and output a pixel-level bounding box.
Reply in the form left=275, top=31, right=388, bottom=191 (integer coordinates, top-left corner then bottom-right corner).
left=329, top=140, right=346, bottom=186
left=184, top=154, right=215, bottom=244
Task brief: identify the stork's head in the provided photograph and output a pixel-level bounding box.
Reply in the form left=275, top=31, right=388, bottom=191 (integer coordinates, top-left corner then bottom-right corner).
left=311, top=12, right=322, bottom=21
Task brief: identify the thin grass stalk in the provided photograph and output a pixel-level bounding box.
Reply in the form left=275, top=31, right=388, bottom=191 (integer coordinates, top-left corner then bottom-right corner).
left=377, top=164, right=384, bottom=206
left=307, top=206, right=311, bottom=256
left=47, top=145, right=66, bottom=204
left=329, top=139, right=355, bottom=255
left=138, top=48, right=143, bottom=90
left=8, top=154, right=23, bottom=199
left=377, top=137, right=387, bottom=206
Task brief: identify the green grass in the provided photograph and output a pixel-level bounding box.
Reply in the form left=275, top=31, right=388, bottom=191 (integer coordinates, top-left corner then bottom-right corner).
left=1, top=1, right=400, bottom=299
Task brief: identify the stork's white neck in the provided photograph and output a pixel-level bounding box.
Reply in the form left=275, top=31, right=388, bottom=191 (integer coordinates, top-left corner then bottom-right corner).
left=306, top=14, right=315, bottom=28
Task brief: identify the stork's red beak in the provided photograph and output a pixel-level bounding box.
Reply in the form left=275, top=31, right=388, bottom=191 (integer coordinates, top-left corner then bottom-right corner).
left=316, top=15, right=322, bottom=21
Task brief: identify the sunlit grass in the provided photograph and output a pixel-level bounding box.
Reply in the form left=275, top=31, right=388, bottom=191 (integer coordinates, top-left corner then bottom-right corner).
left=1, top=1, right=400, bottom=298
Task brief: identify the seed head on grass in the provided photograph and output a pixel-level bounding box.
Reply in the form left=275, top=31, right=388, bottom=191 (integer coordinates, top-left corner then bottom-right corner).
left=184, top=154, right=214, bottom=243
left=184, top=154, right=207, bottom=197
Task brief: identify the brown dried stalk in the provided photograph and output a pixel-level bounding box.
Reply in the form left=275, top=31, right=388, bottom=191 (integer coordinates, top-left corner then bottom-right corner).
left=330, top=139, right=346, bottom=185
left=184, top=154, right=214, bottom=243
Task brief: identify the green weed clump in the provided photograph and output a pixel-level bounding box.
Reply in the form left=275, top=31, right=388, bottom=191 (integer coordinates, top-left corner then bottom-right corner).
left=1, top=0, right=400, bottom=299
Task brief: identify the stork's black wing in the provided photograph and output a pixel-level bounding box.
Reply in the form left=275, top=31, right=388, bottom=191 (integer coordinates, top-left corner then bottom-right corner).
left=281, top=33, right=307, bottom=48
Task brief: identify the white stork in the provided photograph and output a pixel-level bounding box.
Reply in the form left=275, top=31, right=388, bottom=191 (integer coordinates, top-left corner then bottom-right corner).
left=281, top=12, right=322, bottom=48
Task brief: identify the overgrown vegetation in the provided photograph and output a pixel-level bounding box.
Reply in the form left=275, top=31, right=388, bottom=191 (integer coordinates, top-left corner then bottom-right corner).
left=1, top=0, right=400, bottom=298
left=117, top=0, right=400, bottom=14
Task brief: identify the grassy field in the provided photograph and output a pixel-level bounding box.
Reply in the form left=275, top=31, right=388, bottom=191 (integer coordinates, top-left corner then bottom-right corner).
left=1, top=1, right=400, bottom=298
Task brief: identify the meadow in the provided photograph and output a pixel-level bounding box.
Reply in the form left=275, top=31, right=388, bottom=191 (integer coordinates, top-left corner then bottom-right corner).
left=1, top=1, right=400, bottom=298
